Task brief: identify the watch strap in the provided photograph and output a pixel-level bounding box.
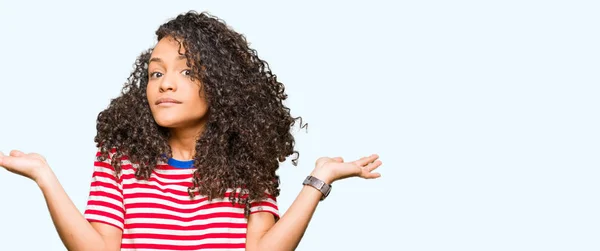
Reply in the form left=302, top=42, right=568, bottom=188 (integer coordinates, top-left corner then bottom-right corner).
left=302, top=175, right=331, bottom=201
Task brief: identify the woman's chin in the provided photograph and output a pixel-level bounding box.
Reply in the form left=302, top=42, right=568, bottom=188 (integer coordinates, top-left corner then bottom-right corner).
left=154, top=118, right=183, bottom=128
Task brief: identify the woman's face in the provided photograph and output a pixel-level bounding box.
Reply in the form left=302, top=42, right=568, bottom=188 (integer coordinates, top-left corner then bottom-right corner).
left=146, top=36, right=209, bottom=130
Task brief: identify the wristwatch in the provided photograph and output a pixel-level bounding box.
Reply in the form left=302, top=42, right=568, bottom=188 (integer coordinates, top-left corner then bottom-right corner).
left=302, top=175, right=331, bottom=201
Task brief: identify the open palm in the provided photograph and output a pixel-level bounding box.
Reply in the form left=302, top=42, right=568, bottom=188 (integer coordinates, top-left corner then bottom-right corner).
left=314, top=154, right=382, bottom=183
left=0, top=150, right=48, bottom=182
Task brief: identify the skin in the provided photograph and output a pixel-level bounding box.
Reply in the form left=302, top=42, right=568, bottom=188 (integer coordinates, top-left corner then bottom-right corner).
left=0, top=36, right=383, bottom=251
left=146, top=36, right=209, bottom=159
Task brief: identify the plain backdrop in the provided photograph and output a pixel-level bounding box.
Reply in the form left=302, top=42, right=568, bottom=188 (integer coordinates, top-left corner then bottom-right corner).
left=0, top=0, right=599, bottom=250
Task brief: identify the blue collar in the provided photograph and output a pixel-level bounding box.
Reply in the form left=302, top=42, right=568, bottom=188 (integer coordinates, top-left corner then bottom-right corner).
left=167, top=158, right=194, bottom=169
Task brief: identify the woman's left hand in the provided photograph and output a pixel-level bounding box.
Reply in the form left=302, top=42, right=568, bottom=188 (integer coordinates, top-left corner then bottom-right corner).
left=310, top=154, right=382, bottom=184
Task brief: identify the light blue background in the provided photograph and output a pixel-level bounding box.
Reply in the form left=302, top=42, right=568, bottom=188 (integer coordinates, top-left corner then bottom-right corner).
left=0, top=0, right=598, bottom=250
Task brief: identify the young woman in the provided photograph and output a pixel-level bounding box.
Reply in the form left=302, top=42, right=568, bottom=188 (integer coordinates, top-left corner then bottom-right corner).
left=0, top=11, right=382, bottom=251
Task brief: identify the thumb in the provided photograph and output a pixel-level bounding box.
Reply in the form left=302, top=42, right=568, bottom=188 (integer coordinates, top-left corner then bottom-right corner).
left=332, top=157, right=344, bottom=163
left=10, top=150, right=25, bottom=157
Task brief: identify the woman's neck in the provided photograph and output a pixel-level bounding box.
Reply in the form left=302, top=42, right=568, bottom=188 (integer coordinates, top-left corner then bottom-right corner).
left=168, top=123, right=206, bottom=160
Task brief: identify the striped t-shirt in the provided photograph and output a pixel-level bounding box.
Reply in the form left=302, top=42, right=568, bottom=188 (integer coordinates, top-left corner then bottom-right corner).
left=83, top=149, right=279, bottom=250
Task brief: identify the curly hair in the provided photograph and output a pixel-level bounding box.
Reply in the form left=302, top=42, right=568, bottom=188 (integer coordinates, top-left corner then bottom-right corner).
left=94, top=10, right=305, bottom=217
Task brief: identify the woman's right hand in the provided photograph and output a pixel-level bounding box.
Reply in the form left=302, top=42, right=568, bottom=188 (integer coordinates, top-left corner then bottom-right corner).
left=0, top=150, right=51, bottom=184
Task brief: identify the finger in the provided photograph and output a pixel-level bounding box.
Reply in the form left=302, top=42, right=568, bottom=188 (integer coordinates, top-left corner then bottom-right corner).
left=364, top=172, right=381, bottom=179
left=10, top=150, right=25, bottom=157
left=354, top=154, right=379, bottom=166
left=0, top=155, right=32, bottom=169
left=0, top=155, right=10, bottom=168
left=0, top=155, right=16, bottom=167
left=365, top=160, right=382, bottom=172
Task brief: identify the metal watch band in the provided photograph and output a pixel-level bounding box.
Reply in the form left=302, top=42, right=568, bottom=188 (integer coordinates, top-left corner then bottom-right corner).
left=302, top=175, right=331, bottom=201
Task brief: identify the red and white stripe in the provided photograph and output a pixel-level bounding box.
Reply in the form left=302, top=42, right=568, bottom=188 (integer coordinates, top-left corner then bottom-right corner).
left=84, top=150, right=279, bottom=250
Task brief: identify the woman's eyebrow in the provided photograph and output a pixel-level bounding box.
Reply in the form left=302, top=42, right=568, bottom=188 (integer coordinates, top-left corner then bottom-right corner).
left=149, top=55, right=187, bottom=64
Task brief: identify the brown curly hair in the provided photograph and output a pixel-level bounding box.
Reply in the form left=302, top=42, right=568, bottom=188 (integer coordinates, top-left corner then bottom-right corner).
left=93, top=10, right=305, bottom=217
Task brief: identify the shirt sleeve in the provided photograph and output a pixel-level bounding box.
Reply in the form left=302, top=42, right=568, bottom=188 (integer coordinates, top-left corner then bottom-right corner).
left=83, top=148, right=125, bottom=231
left=249, top=192, right=280, bottom=220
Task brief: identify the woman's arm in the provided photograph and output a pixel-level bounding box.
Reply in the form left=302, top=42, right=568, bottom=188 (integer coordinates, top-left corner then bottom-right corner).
left=246, top=154, right=382, bottom=251
left=0, top=150, right=122, bottom=251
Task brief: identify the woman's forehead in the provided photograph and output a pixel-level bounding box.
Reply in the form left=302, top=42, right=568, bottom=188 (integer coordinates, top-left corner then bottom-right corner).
left=151, top=37, right=186, bottom=57
left=149, top=40, right=189, bottom=65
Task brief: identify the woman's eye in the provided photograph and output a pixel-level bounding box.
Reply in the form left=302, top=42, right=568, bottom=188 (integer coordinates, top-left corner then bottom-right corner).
left=182, top=69, right=192, bottom=76
left=150, top=72, right=163, bottom=78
